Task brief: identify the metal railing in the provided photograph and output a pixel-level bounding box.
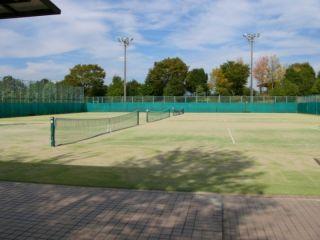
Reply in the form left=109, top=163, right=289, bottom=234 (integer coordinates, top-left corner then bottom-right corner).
left=297, top=95, right=320, bottom=103
left=86, top=96, right=298, bottom=104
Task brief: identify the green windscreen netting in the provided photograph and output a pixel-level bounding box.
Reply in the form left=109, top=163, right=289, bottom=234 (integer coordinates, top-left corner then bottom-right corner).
left=297, top=95, right=320, bottom=115
left=146, top=109, right=170, bottom=122
left=52, top=111, right=139, bottom=146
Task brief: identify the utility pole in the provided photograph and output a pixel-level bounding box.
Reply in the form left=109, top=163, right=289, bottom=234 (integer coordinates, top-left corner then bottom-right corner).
left=118, top=37, right=133, bottom=102
left=243, top=33, right=260, bottom=102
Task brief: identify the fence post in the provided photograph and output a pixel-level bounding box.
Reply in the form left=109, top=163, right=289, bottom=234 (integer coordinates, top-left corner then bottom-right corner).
left=286, top=96, right=288, bottom=104
left=108, top=118, right=111, bottom=132
left=174, top=96, right=176, bottom=103
left=316, top=95, right=319, bottom=115
left=50, top=117, right=55, bottom=147
left=153, top=96, right=154, bottom=103
left=219, top=95, right=221, bottom=103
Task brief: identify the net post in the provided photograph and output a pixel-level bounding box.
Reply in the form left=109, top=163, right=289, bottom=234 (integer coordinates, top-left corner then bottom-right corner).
left=137, top=111, right=139, bottom=125
left=146, top=109, right=149, bottom=122
left=50, top=117, right=55, bottom=147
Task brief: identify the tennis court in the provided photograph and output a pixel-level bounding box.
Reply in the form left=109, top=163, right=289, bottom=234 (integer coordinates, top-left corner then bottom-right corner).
left=0, top=112, right=319, bottom=195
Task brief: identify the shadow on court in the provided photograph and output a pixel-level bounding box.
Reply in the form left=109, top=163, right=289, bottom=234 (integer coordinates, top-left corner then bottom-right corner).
left=2, top=150, right=318, bottom=239
left=119, top=147, right=266, bottom=194
left=0, top=147, right=265, bottom=194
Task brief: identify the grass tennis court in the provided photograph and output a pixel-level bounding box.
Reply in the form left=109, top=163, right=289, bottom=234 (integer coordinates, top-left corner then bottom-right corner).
left=0, top=112, right=319, bottom=196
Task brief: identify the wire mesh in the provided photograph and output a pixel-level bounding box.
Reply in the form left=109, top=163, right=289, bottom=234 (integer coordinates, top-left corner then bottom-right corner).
left=0, top=78, right=84, bottom=103
left=297, top=95, right=320, bottom=115
left=85, top=96, right=298, bottom=103
left=172, top=108, right=184, bottom=116
left=146, top=109, right=170, bottom=123
left=53, top=111, right=139, bottom=146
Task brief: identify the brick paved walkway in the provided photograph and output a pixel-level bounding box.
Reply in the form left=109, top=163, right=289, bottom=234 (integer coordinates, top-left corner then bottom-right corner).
left=0, top=182, right=319, bottom=240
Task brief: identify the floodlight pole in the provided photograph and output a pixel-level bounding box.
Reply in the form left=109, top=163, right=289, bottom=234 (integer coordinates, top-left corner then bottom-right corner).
left=118, top=37, right=133, bottom=102
left=243, top=33, right=260, bottom=102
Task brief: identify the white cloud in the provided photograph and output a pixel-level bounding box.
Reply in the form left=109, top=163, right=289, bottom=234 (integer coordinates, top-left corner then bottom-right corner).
left=0, top=0, right=320, bottom=82
left=0, top=61, right=70, bottom=81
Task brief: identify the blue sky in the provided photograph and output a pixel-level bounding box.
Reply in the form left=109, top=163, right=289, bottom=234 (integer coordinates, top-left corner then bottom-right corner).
left=1, top=0, right=320, bottom=86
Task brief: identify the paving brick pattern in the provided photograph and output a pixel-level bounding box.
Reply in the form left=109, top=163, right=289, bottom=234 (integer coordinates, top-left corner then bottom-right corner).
left=223, top=195, right=320, bottom=240
left=0, top=182, right=319, bottom=240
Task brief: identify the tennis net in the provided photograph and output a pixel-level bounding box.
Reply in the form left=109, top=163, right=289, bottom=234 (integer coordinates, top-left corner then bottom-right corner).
left=172, top=108, right=184, bottom=116
left=51, top=111, right=139, bottom=146
left=146, top=109, right=170, bottom=123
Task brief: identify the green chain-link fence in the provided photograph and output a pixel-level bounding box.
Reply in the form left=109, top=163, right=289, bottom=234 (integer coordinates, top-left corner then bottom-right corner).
left=0, top=79, right=84, bottom=103
left=0, top=79, right=85, bottom=117
left=297, top=95, right=320, bottom=115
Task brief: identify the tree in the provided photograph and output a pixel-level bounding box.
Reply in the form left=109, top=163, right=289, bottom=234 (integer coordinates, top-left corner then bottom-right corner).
left=63, top=64, right=106, bottom=97
left=253, top=56, right=269, bottom=93
left=210, top=68, right=232, bottom=95
left=108, top=75, right=123, bottom=96
left=284, top=63, right=315, bottom=95
left=195, top=85, right=206, bottom=96
left=185, top=68, right=208, bottom=95
left=126, top=80, right=142, bottom=96
left=29, top=79, right=56, bottom=100
left=268, top=55, right=285, bottom=89
left=163, top=77, right=185, bottom=96
left=0, top=76, right=25, bottom=90
left=145, top=57, right=188, bottom=95
left=139, top=83, right=153, bottom=96
left=269, top=79, right=299, bottom=96
left=0, top=76, right=26, bottom=99
left=220, top=61, right=249, bottom=95
left=311, top=78, right=320, bottom=94
left=253, top=55, right=286, bottom=93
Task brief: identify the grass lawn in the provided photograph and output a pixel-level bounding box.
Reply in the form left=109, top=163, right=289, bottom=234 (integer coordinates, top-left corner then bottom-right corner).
left=0, top=112, right=319, bottom=195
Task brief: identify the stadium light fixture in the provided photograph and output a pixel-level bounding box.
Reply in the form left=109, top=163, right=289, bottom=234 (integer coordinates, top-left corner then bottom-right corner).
left=118, top=37, right=133, bottom=102
left=243, top=33, right=260, bottom=102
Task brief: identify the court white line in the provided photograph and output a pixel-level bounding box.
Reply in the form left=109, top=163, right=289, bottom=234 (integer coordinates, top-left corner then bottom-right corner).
left=227, top=128, right=236, bottom=144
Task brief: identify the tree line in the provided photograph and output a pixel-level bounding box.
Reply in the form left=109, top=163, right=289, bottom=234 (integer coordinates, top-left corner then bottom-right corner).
left=62, top=59, right=209, bottom=97
left=0, top=76, right=83, bottom=101
left=2, top=56, right=320, bottom=97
